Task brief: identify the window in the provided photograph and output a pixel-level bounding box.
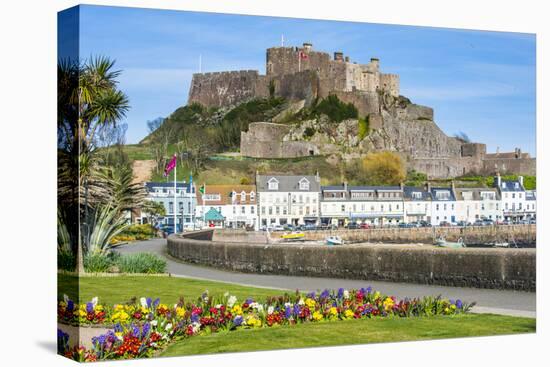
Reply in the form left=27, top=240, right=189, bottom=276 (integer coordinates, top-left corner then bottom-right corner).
left=436, top=204, right=439, bottom=211
left=261, top=206, right=266, bottom=215
left=268, top=178, right=279, bottom=190
left=168, top=202, right=173, bottom=213
left=268, top=207, right=273, bottom=215
left=412, top=192, right=422, bottom=199
left=512, top=193, right=515, bottom=199
left=299, top=178, right=310, bottom=190
left=251, top=206, right=255, bottom=214
left=341, top=205, right=346, bottom=212
left=283, top=207, right=287, bottom=215
left=179, top=202, right=183, bottom=211
left=241, top=206, right=246, bottom=214
left=241, top=192, right=246, bottom=201
left=233, top=206, right=236, bottom=214
left=275, top=207, right=280, bottom=215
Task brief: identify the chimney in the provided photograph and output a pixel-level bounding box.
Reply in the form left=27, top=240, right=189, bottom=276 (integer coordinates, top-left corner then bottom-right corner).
left=344, top=56, right=350, bottom=62
left=334, top=52, right=344, bottom=62
left=399, top=182, right=404, bottom=190
left=425, top=182, right=431, bottom=192
left=303, top=42, right=312, bottom=51
left=370, top=57, right=380, bottom=70
left=518, top=175, right=524, bottom=187
left=315, top=170, right=320, bottom=182
left=344, top=181, right=348, bottom=191
left=495, top=173, right=501, bottom=188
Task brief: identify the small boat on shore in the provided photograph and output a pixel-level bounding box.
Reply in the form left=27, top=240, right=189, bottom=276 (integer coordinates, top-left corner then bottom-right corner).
left=435, top=236, right=465, bottom=249
left=326, top=236, right=344, bottom=246
left=281, top=231, right=305, bottom=241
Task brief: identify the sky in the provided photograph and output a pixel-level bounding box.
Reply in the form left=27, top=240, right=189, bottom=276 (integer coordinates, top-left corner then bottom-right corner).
left=60, top=5, right=536, bottom=155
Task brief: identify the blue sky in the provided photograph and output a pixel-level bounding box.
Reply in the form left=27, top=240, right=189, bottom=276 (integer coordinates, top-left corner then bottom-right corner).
left=63, top=5, right=536, bottom=155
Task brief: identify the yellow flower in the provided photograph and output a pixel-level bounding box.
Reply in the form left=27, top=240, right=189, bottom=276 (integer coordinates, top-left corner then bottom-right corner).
left=305, top=298, right=316, bottom=309
left=329, top=307, right=338, bottom=317
left=232, top=305, right=243, bottom=315
left=312, top=311, right=323, bottom=321
left=344, top=309, right=354, bottom=319
left=383, top=297, right=394, bottom=311
left=374, top=291, right=381, bottom=300
left=95, top=305, right=104, bottom=312
left=450, top=304, right=456, bottom=311
left=246, top=316, right=262, bottom=327
left=176, top=306, right=186, bottom=318
left=444, top=307, right=450, bottom=314
left=111, top=310, right=130, bottom=323
left=114, top=304, right=124, bottom=311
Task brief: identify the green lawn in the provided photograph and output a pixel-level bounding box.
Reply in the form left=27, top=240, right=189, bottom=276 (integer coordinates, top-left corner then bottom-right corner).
left=162, top=314, right=535, bottom=356
left=58, top=274, right=535, bottom=357
left=58, top=274, right=288, bottom=305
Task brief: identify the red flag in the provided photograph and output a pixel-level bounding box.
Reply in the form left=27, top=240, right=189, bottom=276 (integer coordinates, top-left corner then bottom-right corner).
left=163, top=154, right=177, bottom=177
left=299, top=51, right=308, bottom=60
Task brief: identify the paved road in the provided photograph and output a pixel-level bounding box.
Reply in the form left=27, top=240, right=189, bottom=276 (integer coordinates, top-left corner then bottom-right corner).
left=115, top=239, right=536, bottom=318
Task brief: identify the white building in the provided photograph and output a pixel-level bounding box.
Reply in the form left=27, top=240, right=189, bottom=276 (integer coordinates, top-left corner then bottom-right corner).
left=320, top=184, right=404, bottom=227
left=196, top=185, right=258, bottom=229
left=403, top=186, right=432, bottom=224
left=429, top=186, right=457, bottom=225
left=525, top=190, right=536, bottom=220
left=495, top=175, right=529, bottom=221
left=143, top=181, right=196, bottom=232
left=454, top=187, right=502, bottom=223
left=257, top=174, right=320, bottom=227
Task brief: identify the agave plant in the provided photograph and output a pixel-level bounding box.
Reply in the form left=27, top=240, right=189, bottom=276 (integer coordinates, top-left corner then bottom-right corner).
left=87, top=204, right=131, bottom=255
left=57, top=211, right=72, bottom=255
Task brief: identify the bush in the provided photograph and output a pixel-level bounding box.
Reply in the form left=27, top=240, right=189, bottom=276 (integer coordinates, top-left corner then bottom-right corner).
left=116, top=253, right=167, bottom=274
left=84, top=252, right=120, bottom=273
left=58, top=251, right=76, bottom=271
left=310, top=94, right=358, bottom=123
left=358, top=117, right=370, bottom=140
left=303, top=127, right=316, bottom=138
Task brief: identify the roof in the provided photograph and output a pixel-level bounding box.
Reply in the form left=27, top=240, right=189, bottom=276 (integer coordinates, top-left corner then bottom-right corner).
left=320, top=184, right=403, bottom=201
left=257, top=175, right=320, bottom=192
left=525, top=190, right=536, bottom=200
left=454, top=187, right=500, bottom=201
left=403, top=186, right=432, bottom=201
left=198, top=185, right=256, bottom=205
left=430, top=187, right=456, bottom=201
left=145, top=181, right=193, bottom=192
left=320, top=185, right=402, bottom=192
left=204, top=207, right=225, bottom=221
left=497, top=180, right=525, bottom=192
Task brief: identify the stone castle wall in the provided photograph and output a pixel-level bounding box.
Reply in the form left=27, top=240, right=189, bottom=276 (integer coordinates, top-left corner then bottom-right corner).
left=483, top=157, right=536, bottom=176
left=188, top=70, right=268, bottom=108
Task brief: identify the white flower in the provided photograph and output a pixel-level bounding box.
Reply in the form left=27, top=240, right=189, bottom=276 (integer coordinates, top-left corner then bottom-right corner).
left=216, top=304, right=222, bottom=309
left=298, top=298, right=305, bottom=305
left=228, top=296, right=237, bottom=308
left=267, top=306, right=274, bottom=315
left=140, top=297, right=147, bottom=308
left=343, top=290, right=350, bottom=299
left=284, top=302, right=293, bottom=307
left=256, top=304, right=264, bottom=313
left=151, top=320, right=158, bottom=327
left=63, top=294, right=69, bottom=303
left=91, top=297, right=98, bottom=307
left=165, top=323, right=173, bottom=331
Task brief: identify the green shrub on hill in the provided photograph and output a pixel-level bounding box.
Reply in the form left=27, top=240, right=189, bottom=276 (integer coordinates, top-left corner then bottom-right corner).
left=309, top=94, right=358, bottom=123
left=358, top=116, right=370, bottom=140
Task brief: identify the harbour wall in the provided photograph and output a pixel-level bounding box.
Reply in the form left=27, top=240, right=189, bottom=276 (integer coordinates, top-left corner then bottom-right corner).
left=168, top=228, right=536, bottom=291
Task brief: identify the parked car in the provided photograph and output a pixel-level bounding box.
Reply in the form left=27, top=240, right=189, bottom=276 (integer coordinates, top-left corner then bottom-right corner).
left=304, top=224, right=317, bottom=231
left=439, top=221, right=451, bottom=227
left=528, top=218, right=536, bottom=225
left=456, top=220, right=468, bottom=227
left=283, top=224, right=296, bottom=231
left=359, top=223, right=371, bottom=229
left=482, top=219, right=495, bottom=226
left=346, top=222, right=359, bottom=229
left=419, top=220, right=431, bottom=227
left=398, top=222, right=409, bottom=228
left=273, top=225, right=285, bottom=231
left=407, top=222, right=421, bottom=228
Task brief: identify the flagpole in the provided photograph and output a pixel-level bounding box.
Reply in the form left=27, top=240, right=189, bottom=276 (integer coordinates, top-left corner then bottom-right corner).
left=173, top=155, right=177, bottom=234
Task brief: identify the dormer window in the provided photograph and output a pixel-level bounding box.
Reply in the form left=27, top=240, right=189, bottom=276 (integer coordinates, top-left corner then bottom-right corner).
left=514, top=183, right=519, bottom=189
left=299, top=177, right=310, bottom=190
left=268, top=177, right=279, bottom=190
left=250, top=192, right=255, bottom=201
left=412, top=192, right=422, bottom=199
left=241, top=191, right=246, bottom=201
left=502, top=183, right=506, bottom=189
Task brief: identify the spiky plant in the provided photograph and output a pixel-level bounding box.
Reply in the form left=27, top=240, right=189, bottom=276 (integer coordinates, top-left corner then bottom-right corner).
left=87, top=205, right=131, bottom=255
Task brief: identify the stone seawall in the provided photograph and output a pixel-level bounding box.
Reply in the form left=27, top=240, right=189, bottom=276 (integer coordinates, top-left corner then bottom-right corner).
left=297, top=225, right=536, bottom=245
left=168, top=229, right=536, bottom=291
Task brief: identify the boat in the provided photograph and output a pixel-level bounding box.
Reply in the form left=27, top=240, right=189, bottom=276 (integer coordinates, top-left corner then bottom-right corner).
left=493, top=242, right=510, bottom=248
left=326, top=235, right=344, bottom=246
left=281, top=231, right=305, bottom=241
left=435, top=236, right=465, bottom=249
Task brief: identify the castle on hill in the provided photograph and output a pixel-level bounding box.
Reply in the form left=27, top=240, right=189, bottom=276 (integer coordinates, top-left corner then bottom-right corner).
left=186, top=42, right=535, bottom=179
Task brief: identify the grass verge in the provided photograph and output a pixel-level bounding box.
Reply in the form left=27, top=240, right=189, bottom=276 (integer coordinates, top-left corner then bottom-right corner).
left=161, top=314, right=535, bottom=356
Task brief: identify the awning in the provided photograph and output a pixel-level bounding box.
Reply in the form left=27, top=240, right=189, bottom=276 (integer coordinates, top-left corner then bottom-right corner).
left=204, top=208, right=225, bottom=221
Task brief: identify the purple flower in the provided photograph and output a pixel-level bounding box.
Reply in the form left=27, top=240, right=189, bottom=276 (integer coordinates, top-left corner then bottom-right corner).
left=132, top=324, right=140, bottom=338
left=146, top=297, right=152, bottom=308
left=67, top=300, right=74, bottom=312
left=191, top=314, right=199, bottom=323
left=307, top=291, right=316, bottom=299
left=366, top=286, right=372, bottom=294
left=455, top=299, right=463, bottom=309
left=285, top=305, right=292, bottom=319
left=142, top=322, right=151, bottom=338
left=114, top=323, right=123, bottom=333
left=320, top=289, right=330, bottom=299
left=86, top=302, right=94, bottom=314
left=233, top=315, right=243, bottom=326
left=337, top=288, right=344, bottom=298
left=152, top=298, right=160, bottom=309
left=246, top=298, right=253, bottom=304
left=293, top=304, right=300, bottom=315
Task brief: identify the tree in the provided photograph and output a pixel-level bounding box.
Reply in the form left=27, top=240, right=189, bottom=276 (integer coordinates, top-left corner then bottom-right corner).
left=146, top=117, right=173, bottom=175
left=58, top=56, right=130, bottom=272
left=362, top=151, right=406, bottom=185
left=454, top=132, right=471, bottom=143
left=142, top=200, right=166, bottom=226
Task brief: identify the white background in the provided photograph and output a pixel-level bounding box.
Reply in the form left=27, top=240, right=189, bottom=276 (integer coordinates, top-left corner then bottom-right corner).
left=0, top=0, right=547, bottom=365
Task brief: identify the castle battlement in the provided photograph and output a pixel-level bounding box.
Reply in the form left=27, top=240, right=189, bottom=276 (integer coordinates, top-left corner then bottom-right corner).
left=188, top=42, right=400, bottom=108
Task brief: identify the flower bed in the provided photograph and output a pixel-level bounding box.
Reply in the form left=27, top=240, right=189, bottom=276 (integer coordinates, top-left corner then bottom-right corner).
left=58, top=287, right=473, bottom=361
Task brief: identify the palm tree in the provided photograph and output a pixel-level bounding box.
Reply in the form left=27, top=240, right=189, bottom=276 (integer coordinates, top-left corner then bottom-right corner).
left=58, top=56, right=130, bottom=272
